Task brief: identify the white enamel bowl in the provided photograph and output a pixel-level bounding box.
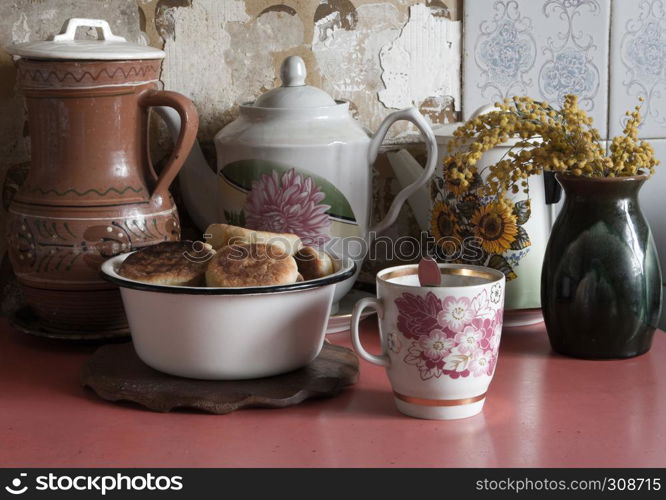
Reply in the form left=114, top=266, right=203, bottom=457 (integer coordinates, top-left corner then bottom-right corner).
left=102, top=253, right=356, bottom=380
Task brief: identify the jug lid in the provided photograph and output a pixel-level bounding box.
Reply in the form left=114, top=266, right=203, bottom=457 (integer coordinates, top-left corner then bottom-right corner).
left=8, top=18, right=165, bottom=61
left=252, top=56, right=337, bottom=109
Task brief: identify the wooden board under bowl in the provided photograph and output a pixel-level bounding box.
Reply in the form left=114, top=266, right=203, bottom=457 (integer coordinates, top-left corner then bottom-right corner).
left=81, top=341, right=359, bottom=414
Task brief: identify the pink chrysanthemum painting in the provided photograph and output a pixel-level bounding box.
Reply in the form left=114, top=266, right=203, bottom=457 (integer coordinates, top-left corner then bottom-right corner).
left=244, top=169, right=332, bottom=246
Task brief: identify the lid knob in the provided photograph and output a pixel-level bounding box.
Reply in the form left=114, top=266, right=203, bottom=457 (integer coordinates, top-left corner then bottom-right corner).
left=53, top=18, right=126, bottom=42
left=251, top=55, right=337, bottom=108
left=280, top=56, right=306, bottom=87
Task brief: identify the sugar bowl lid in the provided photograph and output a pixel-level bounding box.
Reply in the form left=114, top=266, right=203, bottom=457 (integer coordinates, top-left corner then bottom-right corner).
left=8, top=18, right=165, bottom=61
left=252, top=56, right=337, bottom=109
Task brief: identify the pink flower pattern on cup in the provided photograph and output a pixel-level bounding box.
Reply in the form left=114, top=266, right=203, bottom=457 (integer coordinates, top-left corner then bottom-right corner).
left=387, top=331, right=402, bottom=354
left=438, top=296, right=475, bottom=331
left=245, top=168, right=332, bottom=246
left=454, top=325, right=483, bottom=355
left=397, top=290, right=503, bottom=380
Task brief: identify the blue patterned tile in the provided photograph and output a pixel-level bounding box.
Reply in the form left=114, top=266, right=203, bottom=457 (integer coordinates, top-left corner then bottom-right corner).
left=472, top=2, right=537, bottom=100
left=609, top=0, right=666, bottom=138
left=464, top=0, right=610, bottom=137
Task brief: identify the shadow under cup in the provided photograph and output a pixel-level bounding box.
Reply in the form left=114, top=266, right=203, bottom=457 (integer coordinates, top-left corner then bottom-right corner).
left=351, top=263, right=506, bottom=420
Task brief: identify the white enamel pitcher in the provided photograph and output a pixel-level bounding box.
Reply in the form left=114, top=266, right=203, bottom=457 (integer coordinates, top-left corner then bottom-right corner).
left=387, top=106, right=561, bottom=326
left=159, top=56, right=437, bottom=301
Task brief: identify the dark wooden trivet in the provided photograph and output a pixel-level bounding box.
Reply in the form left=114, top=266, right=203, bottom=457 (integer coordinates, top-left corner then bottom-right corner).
left=81, top=342, right=359, bottom=414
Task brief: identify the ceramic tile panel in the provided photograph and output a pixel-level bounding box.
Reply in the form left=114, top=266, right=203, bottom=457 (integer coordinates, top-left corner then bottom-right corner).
left=609, top=0, right=666, bottom=138
left=463, top=0, right=611, bottom=137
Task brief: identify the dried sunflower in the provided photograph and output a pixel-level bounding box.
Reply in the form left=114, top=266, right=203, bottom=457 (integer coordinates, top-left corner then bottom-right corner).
left=430, top=202, right=460, bottom=241
left=470, top=201, right=518, bottom=254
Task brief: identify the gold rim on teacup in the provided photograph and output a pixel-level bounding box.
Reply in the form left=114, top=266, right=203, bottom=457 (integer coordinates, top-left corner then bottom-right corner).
left=378, top=263, right=504, bottom=287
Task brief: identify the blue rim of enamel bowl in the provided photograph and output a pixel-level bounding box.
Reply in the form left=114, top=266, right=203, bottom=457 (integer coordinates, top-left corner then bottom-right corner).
left=101, top=252, right=356, bottom=295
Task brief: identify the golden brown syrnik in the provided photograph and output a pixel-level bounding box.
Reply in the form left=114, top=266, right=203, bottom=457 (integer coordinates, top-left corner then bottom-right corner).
left=118, top=225, right=337, bottom=288
left=119, top=241, right=215, bottom=286
left=205, top=243, right=299, bottom=288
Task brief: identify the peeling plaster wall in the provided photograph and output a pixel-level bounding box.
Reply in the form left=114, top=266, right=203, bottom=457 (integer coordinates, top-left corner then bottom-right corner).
left=378, top=3, right=460, bottom=124
left=0, top=0, right=462, bottom=311
left=156, top=0, right=461, bottom=144
left=312, top=3, right=404, bottom=128
left=159, top=0, right=308, bottom=141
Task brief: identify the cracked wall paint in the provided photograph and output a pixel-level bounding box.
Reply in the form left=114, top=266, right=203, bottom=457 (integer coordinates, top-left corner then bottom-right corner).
left=157, top=0, right=461, bottom=143
left=160, top=0, right=305, bottom=142
left=160, top=0, right=249, bottom=141
left=226, top=10, right=304, bottom=101
left=312, top=3, right=404, bottom=129
left=379, top=3, right=461, bottom=113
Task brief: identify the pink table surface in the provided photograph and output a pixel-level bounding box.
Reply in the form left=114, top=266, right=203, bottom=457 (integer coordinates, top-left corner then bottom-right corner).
left=0, top=316, right=665, bottom=468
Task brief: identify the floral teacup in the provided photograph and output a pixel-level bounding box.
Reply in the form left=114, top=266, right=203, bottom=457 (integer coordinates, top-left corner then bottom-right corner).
left=350, top=263, right=505, bottom=420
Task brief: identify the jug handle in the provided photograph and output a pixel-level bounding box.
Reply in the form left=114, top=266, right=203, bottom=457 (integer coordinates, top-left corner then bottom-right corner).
left=368, top=107, right=438, bottom=237
left=139, top=90, right=199, bottom=202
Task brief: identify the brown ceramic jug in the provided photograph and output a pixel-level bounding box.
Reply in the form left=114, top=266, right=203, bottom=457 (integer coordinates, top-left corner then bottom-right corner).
left=6, top=19, right=198, bottom=336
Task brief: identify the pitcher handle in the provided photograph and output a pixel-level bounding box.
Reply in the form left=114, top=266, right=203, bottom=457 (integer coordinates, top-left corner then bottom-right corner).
left=139, top=90, right=199, bottom=202
left=368, top=107, right=438, bottom=237
left=350, top=297, right=389, bottom=367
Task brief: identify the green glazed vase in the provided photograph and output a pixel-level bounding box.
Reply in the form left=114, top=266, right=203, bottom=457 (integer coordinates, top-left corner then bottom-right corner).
left=541, top=174, right=663, bottom=359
